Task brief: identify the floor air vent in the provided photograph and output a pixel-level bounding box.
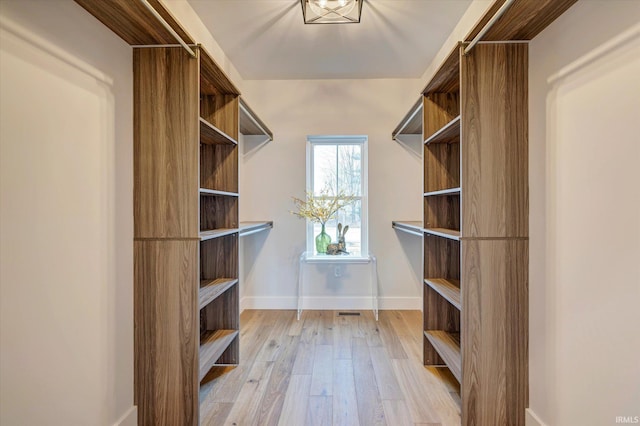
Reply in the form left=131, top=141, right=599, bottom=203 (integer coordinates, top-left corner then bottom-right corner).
left=337, top=312, right=361, bottom=316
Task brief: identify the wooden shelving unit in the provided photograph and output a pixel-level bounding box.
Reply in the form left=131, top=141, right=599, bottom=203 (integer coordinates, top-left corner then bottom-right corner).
left=390, top=2, right=579, bottom=423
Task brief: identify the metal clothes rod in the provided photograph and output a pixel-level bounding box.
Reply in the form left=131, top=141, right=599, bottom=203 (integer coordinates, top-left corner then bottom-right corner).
left=239, top=102, right=272, bottom=140
left=464, top=0, right=516, bottom=55
left=138, top=0, right=197, bottom=58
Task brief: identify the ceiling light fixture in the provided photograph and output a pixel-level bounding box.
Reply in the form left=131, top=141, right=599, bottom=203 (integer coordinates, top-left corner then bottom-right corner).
left=300, top=0, right=363, bottom=24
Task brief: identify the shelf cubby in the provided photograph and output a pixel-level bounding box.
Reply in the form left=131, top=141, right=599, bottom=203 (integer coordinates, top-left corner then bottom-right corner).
left=200, top=118, right=237, bottom=146
left=199, top=278, right=239, bottom=310
left=424, top=193, right=460, bottom=232
left=200, top=194, right=238, bottom=233
left=200, top=143, right=238, bottom=194
left=199, top=329, right=239, bottom=381
left=424, top=141, right=460, bottom=193
left=424, top=330, right=461, bottom=382
left=424, top=278, right=461, bottom=310
left=424, top=115, right=460, bottom=145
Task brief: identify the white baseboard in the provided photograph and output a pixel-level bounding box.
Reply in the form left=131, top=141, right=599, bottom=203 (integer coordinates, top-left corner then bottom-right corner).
left=526, top=408, right=547, bottom=426
left=112, top=406, right=137, bottom=426
left=240, top=296, right=421, bottom=311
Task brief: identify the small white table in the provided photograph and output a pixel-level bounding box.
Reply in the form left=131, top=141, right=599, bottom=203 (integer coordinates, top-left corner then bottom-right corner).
left=297, top=252, right=379, bottom=321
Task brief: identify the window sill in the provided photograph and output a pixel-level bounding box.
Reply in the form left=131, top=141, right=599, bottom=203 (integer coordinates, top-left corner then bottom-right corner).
left=302, top=253, right=371, bottom=264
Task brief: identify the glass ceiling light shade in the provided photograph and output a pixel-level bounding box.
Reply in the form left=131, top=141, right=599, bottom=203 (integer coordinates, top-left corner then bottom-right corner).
left=300, top=0, right=363, bottom=24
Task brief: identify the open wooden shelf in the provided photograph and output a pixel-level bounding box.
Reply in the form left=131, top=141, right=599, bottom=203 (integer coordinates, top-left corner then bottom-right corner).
left=424, top=115, right=460, bottom=145
left=424, top=330, right=461, bottom=382
left=392, top=98, right=423, bottom=140
left=425, top=279, right=461, bottom=310
left=238, top=221, right=273, bottom=237
left=239, top=98, right=273, bottom=141
left=200, top=118, right=238, bottom=145
left=199, top=188, right=239, bottom=197
left=74, top=0, right=194, bottom=46
left=422, top=43, right=461, bottom=95
left=198, top=329, right=239, bottom=381
left=200, top=229, right=239, bottom=241
left=392, top=221, right=424, bottom=237
left=199, top=278, right=238, bottom=310
left=424, top=227, right=461, bottom=241
left=424, top=187, right=461, bottom=197
left=200, top=47, right=240, bottom=97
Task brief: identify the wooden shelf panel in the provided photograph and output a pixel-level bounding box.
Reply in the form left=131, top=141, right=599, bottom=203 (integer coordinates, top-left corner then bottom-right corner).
left=200, top=47, right=240, bottom=96
left=239, top=98, right=273, bottom=140
left=200, top=118, right=237, bottom=145
left=392, top=98, right=423, bottom=138
left=199, top=329, right=239, bottom=381
left=74, top=0, right=194, bottom=46
left=239, top=221, right=273, bottom=237
left=424, top=331, right=461, bottom=382
left=392, top=221, right=424, bottom=237
left=424, top=187, right=461, bottom=197
left=422, top=43, right=461, bottom=94
left=199, top=278, right=238, bottom=310
left=199, top=188, right=239, bottom=197
left=424, top=227, right=460, bottom=241
left=200, top=228, right=239, bottom=241
left=425, top=279, right=461, bottom=310
left=425, top=116, right=460, bottom=145
left=465, top=0, right=578, bottom=42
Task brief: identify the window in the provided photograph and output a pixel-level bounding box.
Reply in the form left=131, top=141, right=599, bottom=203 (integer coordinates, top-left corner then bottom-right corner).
left=307, top=135, right=368, bottom=258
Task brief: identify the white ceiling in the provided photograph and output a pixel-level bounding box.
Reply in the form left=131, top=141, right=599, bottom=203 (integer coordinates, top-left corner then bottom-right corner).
left=186, top=0, right=473, bottom=80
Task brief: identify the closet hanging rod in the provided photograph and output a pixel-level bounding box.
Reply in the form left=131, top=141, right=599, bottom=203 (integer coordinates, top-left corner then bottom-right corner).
left=464, top=0, right=515, bottom=55
left=139, top=0, right=196, bottom=58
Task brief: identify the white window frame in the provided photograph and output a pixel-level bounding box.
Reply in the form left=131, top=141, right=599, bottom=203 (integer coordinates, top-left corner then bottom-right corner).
left=306, top=135, right=368, bottom=259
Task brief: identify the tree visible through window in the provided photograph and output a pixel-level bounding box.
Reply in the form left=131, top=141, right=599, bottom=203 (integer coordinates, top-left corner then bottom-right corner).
left=307, top=136, right=368, bottom=257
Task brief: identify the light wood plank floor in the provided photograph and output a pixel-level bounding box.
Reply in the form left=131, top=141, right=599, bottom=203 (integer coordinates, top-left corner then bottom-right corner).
left=200, top=310, right=461, bottom=426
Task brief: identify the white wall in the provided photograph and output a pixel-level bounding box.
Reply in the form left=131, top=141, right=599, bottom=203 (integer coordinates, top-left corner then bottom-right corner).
left=0, top=1, right=135, bottom=425
left=528, top=2, right=640, bottom=425
left=239, top=78, right=423, bottom=310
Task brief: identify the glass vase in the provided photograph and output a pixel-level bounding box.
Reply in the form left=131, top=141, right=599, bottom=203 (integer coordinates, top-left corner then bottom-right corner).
left=315, top=223, right=332, bottom=254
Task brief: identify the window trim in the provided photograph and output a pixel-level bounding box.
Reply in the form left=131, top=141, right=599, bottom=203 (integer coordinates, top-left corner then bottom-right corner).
left=306, top=135, right=368, bottom=259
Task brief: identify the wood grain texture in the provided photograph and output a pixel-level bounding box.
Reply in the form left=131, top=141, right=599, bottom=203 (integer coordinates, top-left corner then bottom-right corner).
left=199, top=278, right=238, bottom=310
left=422, top=43, right=461, bottom=94
left=199, top=330, right=239, bottom=381
left=200, top=143, right=239, bottom=193
left=201, top=95, right=239, bottom=141
left=424, top=141, right=460, bottom=193
left=461, top=43, right=529, bottom=238
left=201, top=283, right=239, bottom=365
left=423, top=284, right=460, bottom=367
left=424, top=279, right=461, bottom=311
left=424, top=194, right=460, bottom=231
left=200, top=194, right=239, bottom=231
left=425, top=115, right=460, bottom=145
left=200, top=234, right=239, bottom=281
left=200, top=47, right=241, bottom=96
left=424, top=235, right=460, bottom=282
left=134, top=240, right=198, bottom=425
left=462, top=239, right=528, bottom=426
left=424, top=331, right=461, bottom=382
left=465, top=0, right=579, bottom=42
left=134, top=47, right=199, bottom=238
left=74, top=0, right=194, bottom=45
left=424, top=93, right=460, bottom=141
left=200, top=118, right=238, bottom=146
